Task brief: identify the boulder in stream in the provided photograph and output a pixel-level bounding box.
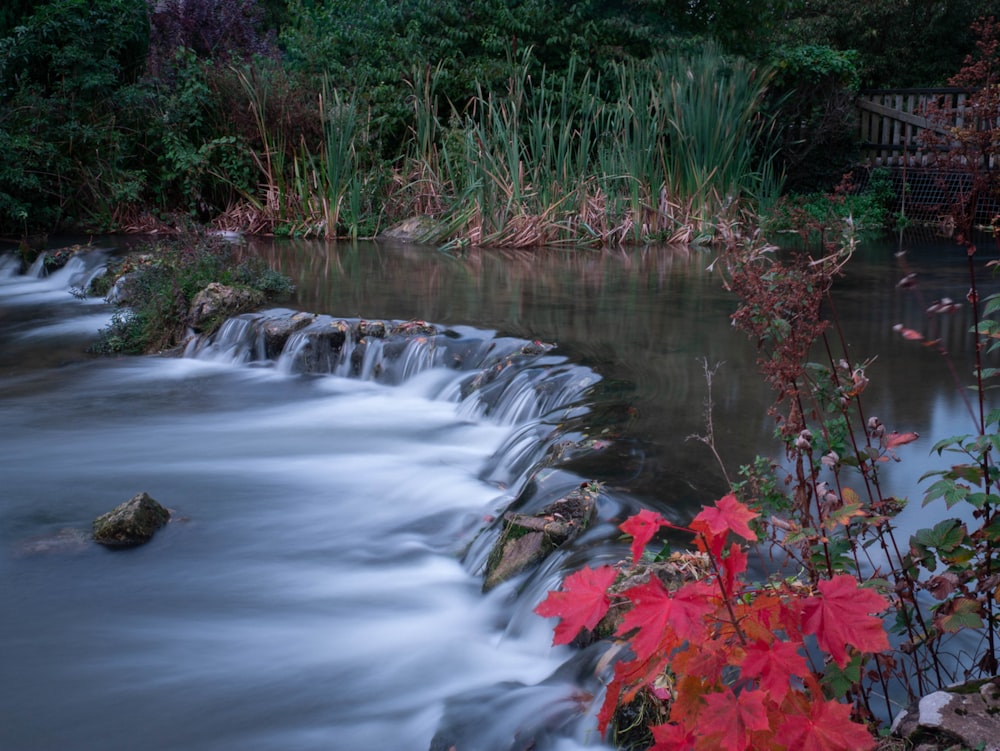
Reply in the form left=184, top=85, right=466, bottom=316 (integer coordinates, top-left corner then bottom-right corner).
left=483, top=482, right=598, bottom=592
left=187, top=282, right=265, bottom=332
left=890, top=677, right=1000, bottom=751
left=92, top=492, right=171, bottom=547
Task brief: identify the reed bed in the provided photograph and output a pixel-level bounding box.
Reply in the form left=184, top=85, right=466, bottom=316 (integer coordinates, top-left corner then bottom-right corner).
left=217, top=45, right=780, bottom=247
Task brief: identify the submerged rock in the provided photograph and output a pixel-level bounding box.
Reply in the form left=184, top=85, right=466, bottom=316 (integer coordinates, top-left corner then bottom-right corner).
left=891, top=677, right=1000, bottom=751
left=92, top=492, right=170, bottom=547
left=483, top=483, right=598, bottom=592
left=14, top=527, right=92, bottom=557
left=379, top=215, right=441, bottom=243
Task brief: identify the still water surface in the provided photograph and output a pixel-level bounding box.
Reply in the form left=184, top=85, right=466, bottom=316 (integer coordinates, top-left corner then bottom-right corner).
left=0, top=233, right=992, bottom=750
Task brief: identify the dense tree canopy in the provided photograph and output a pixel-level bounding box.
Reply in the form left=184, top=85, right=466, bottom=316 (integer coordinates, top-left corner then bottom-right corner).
left=776, top=0, right=1000, bottom=87
left=1, top=0, right=999, bottom=234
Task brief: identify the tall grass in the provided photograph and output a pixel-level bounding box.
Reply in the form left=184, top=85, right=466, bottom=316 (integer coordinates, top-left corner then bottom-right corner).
left=220, top=45, right=780, bottom=247
left=222, top=68, right=377, bottom=239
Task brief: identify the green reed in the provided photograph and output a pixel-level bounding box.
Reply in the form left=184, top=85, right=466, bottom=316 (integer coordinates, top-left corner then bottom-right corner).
left=225, top=45, right=779, bottom=245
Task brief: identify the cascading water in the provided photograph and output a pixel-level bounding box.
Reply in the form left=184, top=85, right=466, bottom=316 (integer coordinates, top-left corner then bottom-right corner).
left=4, top=237, right=973, bottom=750
left=1, top=246, right=637, bottom=751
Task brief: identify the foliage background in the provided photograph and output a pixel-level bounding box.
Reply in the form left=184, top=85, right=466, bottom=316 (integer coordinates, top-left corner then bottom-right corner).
left=1, top=0, right=999, bottom=236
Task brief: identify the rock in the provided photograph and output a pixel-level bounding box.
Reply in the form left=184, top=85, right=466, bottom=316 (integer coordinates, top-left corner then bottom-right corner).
left=93, top=492, right=171, bottom=547
left=391, top=320, right=438, bottom=336
left=187, top=283, right=265, bottom=332
left=483, top=483, right=598, bottom=591
left=379, top=215, right=441, bottom=243
left=261, top=311, right=316, bottom=358
left=357, top=319, right=387, bottom=338
left=891, top=677, right=1000, bottom=751
left=285, top=319, right=350, bottom=374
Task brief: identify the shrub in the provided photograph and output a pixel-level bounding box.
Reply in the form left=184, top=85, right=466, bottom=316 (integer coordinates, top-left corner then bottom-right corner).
left=92, top=234, right=293, bottom=354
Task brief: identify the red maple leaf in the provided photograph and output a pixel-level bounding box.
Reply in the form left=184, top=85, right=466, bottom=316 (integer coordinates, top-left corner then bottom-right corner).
left=775, top=698, right=876, bottom=751
left=698, top=688, right=770, bottom=751
left=650, top=721, right=696, bottom=750
left=718, top=542, right=749, bottom=594
left=801, top=575, right=890, bottom=667
left=740, top=639, right=809, bottom=703
left=534, top=564, right=617, bottom=645
left=690, top=493, right=758, bottom=555
left=617, top=577, right=712, bottom=661
left=620, top=508, right=671, bottom=561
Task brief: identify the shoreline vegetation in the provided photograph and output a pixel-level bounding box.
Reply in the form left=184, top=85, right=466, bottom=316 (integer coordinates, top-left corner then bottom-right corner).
left=0, top=0, right=916, bottom=250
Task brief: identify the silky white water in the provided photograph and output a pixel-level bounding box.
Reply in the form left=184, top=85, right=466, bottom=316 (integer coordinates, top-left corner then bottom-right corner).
left=0, top=248, right=612, bottom=751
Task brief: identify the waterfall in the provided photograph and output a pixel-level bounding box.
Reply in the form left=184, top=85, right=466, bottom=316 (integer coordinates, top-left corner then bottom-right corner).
left=2, top=248, right=649, bottom=751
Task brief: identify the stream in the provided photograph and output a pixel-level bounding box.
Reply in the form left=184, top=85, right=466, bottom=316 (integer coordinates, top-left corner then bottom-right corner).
left=0, top=233, right=990, bottom=750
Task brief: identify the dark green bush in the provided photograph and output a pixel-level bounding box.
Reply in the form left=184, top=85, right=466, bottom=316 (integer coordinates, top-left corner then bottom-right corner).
left=0, top=0, right=150, bottom=233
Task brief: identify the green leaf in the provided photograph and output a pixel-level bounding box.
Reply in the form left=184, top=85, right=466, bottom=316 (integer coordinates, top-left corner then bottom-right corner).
left=935, top=597, right=984, bottom=633
left=912, top=519, right=968, bottom=553
left=977, top=319, right=1000, bottom=337
left=978, top=516, right=1000, bottom=543
left=963, top=492, right=999, bottom=509
left=982, top=293, right=1000, bottom=317
left=821, top=653, right=863, bottom=698
left=922, top=478, right=970, bottom=507
left=928, top=435, right=972, bottom=456
left=946, top=484, right=972, bottom=508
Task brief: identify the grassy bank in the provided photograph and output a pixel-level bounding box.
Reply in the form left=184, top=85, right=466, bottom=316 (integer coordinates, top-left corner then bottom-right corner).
left=209, top=46, right=780, bottom=247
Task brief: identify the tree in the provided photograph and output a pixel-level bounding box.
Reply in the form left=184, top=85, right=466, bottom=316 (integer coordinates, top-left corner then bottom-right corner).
left=775, top=0, right=1000, bottom=87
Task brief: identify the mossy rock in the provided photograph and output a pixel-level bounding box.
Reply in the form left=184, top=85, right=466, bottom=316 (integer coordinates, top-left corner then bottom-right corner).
left=482, top=483, right=598, bottom=591
left=93, top=492, right=170, bottom=547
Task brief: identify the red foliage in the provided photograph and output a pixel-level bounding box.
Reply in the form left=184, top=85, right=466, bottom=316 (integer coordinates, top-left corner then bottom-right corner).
left=774, top=697, right=880, bottom=751
left=801, top=575, right=891, bottom=668
left=533, top=564, right=616, bottom=645
left=620, top=508, right=672, bottom=562
left=535, top=495, right=887, bottom=750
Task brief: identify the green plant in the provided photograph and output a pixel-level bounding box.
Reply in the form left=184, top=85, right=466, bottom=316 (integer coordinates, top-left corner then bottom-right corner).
left=92, top=234, right=292, bottom=354
left=766, top=167, right=899, bottom=238
left=388, top=45, right=780, bottom=248
left=0, top=0, right=150, bottom=233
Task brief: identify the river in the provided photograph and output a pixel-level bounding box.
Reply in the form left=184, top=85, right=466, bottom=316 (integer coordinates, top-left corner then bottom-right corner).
left=0, top=231, right=990, bottom=750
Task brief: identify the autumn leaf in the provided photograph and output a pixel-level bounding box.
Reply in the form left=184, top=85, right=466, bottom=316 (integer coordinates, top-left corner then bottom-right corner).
left=617, top=577, right=712, bottom=661
left=534, top=564, right=617, bottom=645
left=650, top=721, right=696, bottom=750
left=934, top=596, right=985, bottom=633
left=774, top=699, right=876, bottom=751
left=671, top=637, right=730, bottom=687
left=597, top=675, right=625, bottom=734
left=698, top=689, right=770, bottom=751
left=801, top=575, right=890, bottom=667
left=923, top=572, right=960, bottom=600
left=718, top=542, right=749, bottom=594
left=893, top=323, right=924, bottom=341
left=740, top=639, right=809, bottom=703
left=620, top=508, right=671, bottom=562
left=823, top=502, right=867, bottom=530
left=885, top=430, right=919, bottom=449
left=690, top=493, right=758, bottom=555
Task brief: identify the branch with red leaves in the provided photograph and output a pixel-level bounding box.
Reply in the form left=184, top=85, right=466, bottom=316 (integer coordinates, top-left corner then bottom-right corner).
left=535, top=494, right=889, bottom=751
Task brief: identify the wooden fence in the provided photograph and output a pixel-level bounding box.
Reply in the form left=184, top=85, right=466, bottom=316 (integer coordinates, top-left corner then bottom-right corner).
left=856, top=87, right=970, bottom=166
